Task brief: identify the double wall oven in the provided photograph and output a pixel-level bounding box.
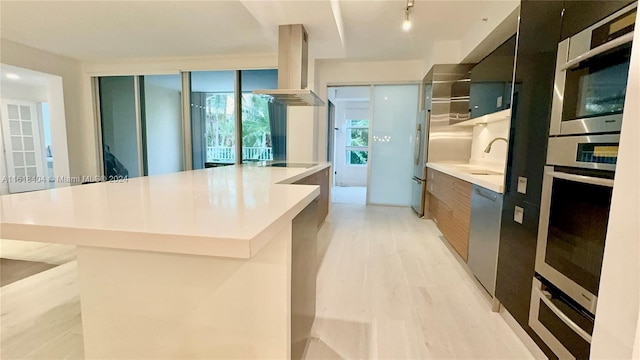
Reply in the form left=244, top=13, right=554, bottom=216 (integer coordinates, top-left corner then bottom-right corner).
left=529, top=3, right=636, bottom=359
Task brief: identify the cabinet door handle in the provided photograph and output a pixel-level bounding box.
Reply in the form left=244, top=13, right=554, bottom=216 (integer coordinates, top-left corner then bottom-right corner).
left=561, top=32, right=633, bottom=71
left=475, top=188, right=497, bottom=201
left=533, top=286, right=592, bottom=343
left=547, top=171, right=614, bottom=187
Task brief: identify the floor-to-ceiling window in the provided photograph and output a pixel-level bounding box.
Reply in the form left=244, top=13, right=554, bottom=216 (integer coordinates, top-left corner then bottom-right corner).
left=98, top=74, right=185, bottom=178
left=190, top=69, right=281, bottom=168
left=190, top=71, right=236, bottom=169
left=141, top=74, right=184, bottom=176
left=96, top=69, right=280, bottom=175
left=98, top=76, right=141, bottom=179
left=240, top=70, right=281, bottom=162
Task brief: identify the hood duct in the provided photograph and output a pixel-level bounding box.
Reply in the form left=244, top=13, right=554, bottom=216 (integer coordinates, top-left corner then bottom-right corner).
left=253, top=24, right=324, bottom=106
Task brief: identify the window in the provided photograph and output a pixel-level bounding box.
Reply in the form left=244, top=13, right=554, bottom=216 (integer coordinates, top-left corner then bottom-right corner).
left=240, top=70, right=280, bottom=162
left=190, top=71, right=236, bottom=168
left=190, top=69, right=281, bottom=168
left=345, top=119, right=369, bottom=165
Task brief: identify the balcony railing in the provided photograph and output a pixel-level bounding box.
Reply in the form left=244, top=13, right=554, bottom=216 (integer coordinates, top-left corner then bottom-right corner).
left=207, top=146, right=273, bottom=162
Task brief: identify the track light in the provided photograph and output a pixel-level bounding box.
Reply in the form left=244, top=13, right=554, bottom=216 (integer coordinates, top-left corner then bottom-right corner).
left=402, top=0, right=414, bottom=32
left=402, top=10, right=411, bottom=31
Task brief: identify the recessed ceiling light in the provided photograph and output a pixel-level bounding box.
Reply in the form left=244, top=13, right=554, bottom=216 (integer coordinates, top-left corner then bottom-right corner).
left=6, top=73, right=20, bottom=80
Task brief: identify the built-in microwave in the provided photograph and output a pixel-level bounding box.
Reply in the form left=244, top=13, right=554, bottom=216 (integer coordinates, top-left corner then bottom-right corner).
left=550, top=3, right=636, bottom=136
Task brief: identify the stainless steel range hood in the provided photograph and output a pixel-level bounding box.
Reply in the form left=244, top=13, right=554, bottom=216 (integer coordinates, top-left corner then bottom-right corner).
left=253, top=24, right=324, bottom=106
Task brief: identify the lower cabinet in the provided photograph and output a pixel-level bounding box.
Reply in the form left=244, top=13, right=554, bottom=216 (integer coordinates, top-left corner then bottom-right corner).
left=294, top=167, right=330, bottom=228
left=426, top=168, right=472, bottom=261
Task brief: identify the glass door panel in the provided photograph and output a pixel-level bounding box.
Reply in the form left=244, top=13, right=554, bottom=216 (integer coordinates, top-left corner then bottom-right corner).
left=368, top=84, right=419, bottom=206
left=240, top=70, right=282, bottom=162
left=140, top=75, right=184, bottom=175
left=190, top=71, right=236, bottom=169
left=98, top=76, right=140, bottom=179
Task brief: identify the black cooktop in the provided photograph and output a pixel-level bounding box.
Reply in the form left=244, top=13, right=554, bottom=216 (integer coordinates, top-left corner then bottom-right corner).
left=265, top=163, right=319, bottom=168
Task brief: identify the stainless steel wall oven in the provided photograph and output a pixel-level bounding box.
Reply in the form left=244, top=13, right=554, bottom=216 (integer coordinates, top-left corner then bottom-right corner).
left=530, top=3, right=635, bottom=358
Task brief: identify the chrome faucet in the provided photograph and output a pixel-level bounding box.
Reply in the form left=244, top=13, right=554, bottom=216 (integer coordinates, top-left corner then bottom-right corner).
left=484, top=137, right=508, bottom=153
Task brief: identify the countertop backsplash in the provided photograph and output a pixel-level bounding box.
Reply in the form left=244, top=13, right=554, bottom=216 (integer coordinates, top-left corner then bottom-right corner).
left=469, top=118, right=510, bottom=171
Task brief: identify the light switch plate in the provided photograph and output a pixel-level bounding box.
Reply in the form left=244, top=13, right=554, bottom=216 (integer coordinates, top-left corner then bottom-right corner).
left=497, top=96, right=503, bottom=108
left=517, top=177, right=528, bottom=194
left=514, top=206, right=524, bottom=224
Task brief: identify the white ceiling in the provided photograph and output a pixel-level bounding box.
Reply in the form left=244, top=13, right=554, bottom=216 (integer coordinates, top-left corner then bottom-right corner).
left=0, top=0, right=515, bottom=62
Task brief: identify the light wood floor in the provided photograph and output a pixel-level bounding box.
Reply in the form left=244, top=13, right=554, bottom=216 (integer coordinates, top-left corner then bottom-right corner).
left=0, top=241, right=82, bottom=359
left=331, top=186, right=367, bottom=205
left=0, top=240, right=76, bottom=265
left=0, top=205, right=533, bottom=359
left=307, top=204, right=534, bottom=359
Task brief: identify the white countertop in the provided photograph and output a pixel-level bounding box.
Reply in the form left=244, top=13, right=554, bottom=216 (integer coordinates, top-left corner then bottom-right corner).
left=0, top=163, right=330, bottom=259
left=426, top=162, right=505, bottom=193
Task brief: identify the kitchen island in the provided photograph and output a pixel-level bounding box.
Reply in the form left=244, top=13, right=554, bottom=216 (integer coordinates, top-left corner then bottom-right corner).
left=0, top=163, right=331, bottom=359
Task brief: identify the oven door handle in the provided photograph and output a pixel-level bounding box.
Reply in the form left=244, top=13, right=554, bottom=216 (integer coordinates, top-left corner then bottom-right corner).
left=561, top=32, right=634, bottom=71
left=548, top=171, right=614, bottom=187
left=533, top=286, right=593, bottom=343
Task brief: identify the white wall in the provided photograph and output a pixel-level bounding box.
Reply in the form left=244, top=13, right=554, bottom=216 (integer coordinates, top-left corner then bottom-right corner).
left=144, top=82, right=183, bottom=175
left=469, top=119, right=510, bottom=171
left=333, top=101, right=369, bottom=187
left=314, top=59, right=425, bottom=163
left=591, top=21, right=640, bottom=360
left=0, top=81, right=48, bottom=102
left=287, top=60, right=317, bottom=163
left=1, top=39, right=94, bottom=179
left=0, top=65, right=70, bottom=194
left=0, top=117, right=7, bottom=194
left=83, top=54, right=277, bottom=76
left=422, top=2, right=520, bottom=74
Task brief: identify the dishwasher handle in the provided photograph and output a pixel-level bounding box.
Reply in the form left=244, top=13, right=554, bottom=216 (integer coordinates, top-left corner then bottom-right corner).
left=475, top=187, right=498, bottom=202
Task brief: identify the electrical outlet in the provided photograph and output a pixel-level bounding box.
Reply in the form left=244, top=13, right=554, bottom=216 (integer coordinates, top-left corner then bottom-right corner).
left=514, top=206, right=524, bottom=224
left=517, top=177, right=528, bottom=194
left=497, top=96, right=503, bottom=108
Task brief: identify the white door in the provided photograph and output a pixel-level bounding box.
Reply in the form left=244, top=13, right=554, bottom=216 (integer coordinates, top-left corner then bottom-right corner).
left=0, top=100, right=46, bottom=193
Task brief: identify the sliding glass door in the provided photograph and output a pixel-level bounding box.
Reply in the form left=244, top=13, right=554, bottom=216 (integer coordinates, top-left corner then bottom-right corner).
left=99, top=76, right=141, bottom=179
left=368, top=84, right=419, bottom=206
left=190, top=71, right=236, bottom=169
left=96, top=69, right=281, bottom=177
left=240, top=70, right=282, bottom=162
left=98, top=75, right=184, bottom=178
left=140, top=74, right=184, bottom=175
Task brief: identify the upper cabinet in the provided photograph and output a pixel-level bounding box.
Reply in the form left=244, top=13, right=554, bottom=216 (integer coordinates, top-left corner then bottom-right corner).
left=560, top=0, right=636, bottom=40
left=469, top=36, right=517, bottom=119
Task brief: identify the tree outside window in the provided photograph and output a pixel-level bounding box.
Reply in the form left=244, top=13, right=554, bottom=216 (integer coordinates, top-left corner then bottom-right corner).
left=346, top=119, right=369, bottom=165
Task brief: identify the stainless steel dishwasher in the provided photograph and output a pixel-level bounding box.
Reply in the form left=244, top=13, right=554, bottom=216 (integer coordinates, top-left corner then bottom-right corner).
left=468, top=185, right=503, bottom=296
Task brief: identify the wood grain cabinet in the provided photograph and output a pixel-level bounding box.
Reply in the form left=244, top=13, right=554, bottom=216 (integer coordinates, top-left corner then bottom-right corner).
left=294, top=167, right=330, bottom=229
left=426, top=168, right=472, bottom=261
